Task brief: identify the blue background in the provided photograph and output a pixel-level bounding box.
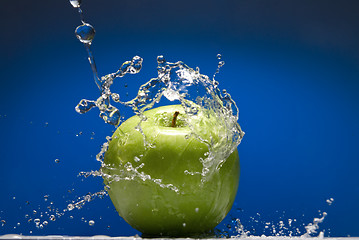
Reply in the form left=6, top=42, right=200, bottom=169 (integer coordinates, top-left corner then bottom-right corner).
left=0, top=0, right=358, bottom=237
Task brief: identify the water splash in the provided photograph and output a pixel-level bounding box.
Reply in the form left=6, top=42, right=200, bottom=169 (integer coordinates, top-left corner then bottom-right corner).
left=75, top=54, right=244, bottom=192
left=75, top=56, right=143, bottom=125
left=68, top=0, right=245, bottom=233
left=216, top=204, right=332, bottom=238
left=2, top=0, right=247, bottom=236
left=303, top=212, right=327, bottom=238
left=66, top=190, right=107, bottom=212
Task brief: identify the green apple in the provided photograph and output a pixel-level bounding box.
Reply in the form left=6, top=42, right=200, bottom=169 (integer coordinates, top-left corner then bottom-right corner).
left=102, top=104, right=240, bottom=237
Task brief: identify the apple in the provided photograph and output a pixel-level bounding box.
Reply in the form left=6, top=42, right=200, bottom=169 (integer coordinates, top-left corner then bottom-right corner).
left=102, top=104, right=240, bottom=237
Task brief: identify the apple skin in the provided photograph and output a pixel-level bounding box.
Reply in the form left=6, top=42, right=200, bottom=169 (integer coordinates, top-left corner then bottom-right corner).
left=103, top=105, right=240, bottom=237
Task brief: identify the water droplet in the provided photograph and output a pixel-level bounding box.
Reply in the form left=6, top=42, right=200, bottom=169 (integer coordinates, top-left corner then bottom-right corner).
left=131, top=56, right=143, bottom=73
left=67, top=204, right=75, bottom=211
left=75, top=23, right=95, bottom=44
left=44, top=195, right=49, bottom=201
left=100, top=108, right=120, bottom=126
left=1, top=220, right=6, bottom=226
left=217, top=54, right=222, bottom=59
left=326, top=198, right=334, bottom=205
left=33, top=210, right=37, bottom=214
left=89, top=220, right=95, bottom=226
left=111, top=93, right=120, bottom=102
left=55, top=159, right=60, bottom=163
left=69, top=0, right=81, bottom=8
left=157, top=55, right=166, bottom=64
left=195, top=207, right=199, bottom=213
left=49, top=215, right=56, bottom=221
left=34, top=219, right=40, bottom=224
left=76, top=99, right=96, bottom=114
left=43, top=221, right=48, bottom=226
left=84, top=194, right=92, bottom=202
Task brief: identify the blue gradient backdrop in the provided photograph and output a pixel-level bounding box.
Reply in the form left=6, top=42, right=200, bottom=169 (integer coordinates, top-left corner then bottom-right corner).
left=0, top=0, right=358, bottom=237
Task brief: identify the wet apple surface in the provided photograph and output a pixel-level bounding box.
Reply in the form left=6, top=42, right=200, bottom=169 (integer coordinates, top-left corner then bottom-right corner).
left=103, top=105, right=240, bottom=237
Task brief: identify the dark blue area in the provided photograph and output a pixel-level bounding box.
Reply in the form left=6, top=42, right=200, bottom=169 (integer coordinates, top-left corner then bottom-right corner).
left=0, top=0, right=358, bottom=237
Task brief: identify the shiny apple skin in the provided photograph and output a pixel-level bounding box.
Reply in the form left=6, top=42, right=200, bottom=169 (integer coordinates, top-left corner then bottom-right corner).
left=103, top=105, right=240, bottom=237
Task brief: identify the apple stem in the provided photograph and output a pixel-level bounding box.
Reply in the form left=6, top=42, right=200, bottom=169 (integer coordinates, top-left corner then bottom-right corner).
left=171, top=111, right=180, bottom=127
